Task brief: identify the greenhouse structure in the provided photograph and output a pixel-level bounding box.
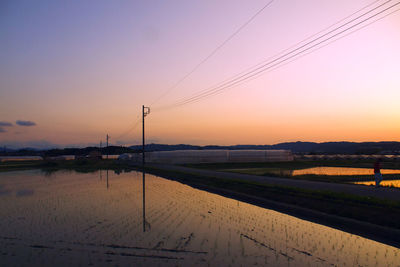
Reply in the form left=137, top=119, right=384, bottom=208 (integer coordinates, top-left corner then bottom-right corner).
left=119, top=149, right=293, bottom=164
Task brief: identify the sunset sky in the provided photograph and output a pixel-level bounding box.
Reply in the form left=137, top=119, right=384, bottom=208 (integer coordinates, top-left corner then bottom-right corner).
left=1, top=0, right=400, bottom=148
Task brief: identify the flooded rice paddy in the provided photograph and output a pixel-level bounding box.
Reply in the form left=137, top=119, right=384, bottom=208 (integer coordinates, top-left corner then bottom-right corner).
left=226, top=167, right=400, bottom=188
left=227, top=166, right=400, bottom=177
left=0, top=170, right=399, bottom=266
left=291, top=167, right=400, bottom=176
left=354, top=180, right=400, bottom=188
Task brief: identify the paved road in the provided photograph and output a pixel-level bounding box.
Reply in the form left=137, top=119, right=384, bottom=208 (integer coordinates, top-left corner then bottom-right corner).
left=150, top=164, right=400, bottom=201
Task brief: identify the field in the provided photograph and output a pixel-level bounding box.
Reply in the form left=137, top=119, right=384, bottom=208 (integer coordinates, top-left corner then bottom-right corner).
left=2, top=170, right=399, bottom=266
left=1, top=158, right=400, bottom=247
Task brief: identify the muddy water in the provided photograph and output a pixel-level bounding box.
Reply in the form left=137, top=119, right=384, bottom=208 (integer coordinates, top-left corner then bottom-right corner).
left=0, top=170, right=399, bottom=266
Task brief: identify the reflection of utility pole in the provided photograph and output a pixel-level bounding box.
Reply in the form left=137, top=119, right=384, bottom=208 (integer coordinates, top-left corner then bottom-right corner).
left=106, top=170, right=109, bottom=189
left=142, top=171, right=151, bottom=232
left=143, top=171, right=146, bottom=232
left=106, top=134, right=110, bottom=159
left=142, top=105, right=150, bottom=165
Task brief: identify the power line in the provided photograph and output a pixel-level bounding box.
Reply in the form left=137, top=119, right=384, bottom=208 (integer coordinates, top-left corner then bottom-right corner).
left=160, top=0, right=382, bottom=108
left=113, top=0, right=398, bottom=143
left=155, top=0, right=399, bottom=110
left=176, top=2, right=400, bottom=107
left=157, top=0, right=395, bottom=109
left=149, top=0, right=275, bottom=106
left=171, top=4, right=400, bottom=106
left=241, top=5, right=400, bottom=87
left=113, top=1, right=276, bottom=141
left=114, top=116, right=141, bottom=140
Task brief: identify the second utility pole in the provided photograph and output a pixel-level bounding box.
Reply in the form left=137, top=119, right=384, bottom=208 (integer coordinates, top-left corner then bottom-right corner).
left=106, top=134, right=109, bottom=159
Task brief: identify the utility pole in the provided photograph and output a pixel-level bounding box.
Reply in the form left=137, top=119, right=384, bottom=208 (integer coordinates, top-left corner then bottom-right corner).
left=99, top=140, right=103, bottom=160
left=142, top=105, right=150, bottom=165
left=142, top=105, right=150, bottom=233
left=106, top=134, right=110, bottom=159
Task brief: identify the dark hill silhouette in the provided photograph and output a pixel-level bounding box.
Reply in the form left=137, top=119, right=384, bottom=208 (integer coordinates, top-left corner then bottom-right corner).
left=1, top=142, right=400, bottom=156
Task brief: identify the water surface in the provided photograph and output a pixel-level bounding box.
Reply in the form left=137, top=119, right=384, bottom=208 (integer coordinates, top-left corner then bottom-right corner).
left=226, top=166, right=400, bottom=176
left=0, top=170, right=399, bottom=266
left=354, top=180, right=400, bottom=188
left=292, top=167, right=400, bottom=176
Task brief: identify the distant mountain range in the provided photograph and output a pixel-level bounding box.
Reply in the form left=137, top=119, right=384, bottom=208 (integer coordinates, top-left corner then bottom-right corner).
left=129, top=141, right=400, bottom=154
left=2, top=141, right=400, bottom=156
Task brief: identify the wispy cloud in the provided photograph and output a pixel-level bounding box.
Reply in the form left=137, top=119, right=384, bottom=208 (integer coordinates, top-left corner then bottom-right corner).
left=0, top=121, right=13, bottom=127
left=16, top=120, right=36, bottom=127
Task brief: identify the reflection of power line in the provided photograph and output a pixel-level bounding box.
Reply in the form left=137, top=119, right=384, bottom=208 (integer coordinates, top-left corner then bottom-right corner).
left=150, top=0, right=275, bottom=106
left=154, top=0, right=400, bottom=111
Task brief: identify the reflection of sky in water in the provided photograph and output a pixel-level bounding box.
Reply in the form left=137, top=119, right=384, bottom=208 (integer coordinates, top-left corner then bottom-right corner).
left=292, top=167, right=400, bottom=176
left=354, top=180, right=400, bottom=188
left=228, top=167, right=400, bottom=177
left=15, top=189, right=34, bottom=197
left=0, top=170, right=399, bottom=266
left=0, top=185, right=12, bottom=196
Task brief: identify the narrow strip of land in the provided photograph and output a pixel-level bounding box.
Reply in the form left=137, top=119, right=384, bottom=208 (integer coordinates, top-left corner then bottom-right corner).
left=149, top=164, right=400, bottom=201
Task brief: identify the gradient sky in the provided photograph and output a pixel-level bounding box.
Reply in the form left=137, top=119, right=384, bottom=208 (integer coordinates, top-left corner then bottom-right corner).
left=1, top=0, right=400, bottom=148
